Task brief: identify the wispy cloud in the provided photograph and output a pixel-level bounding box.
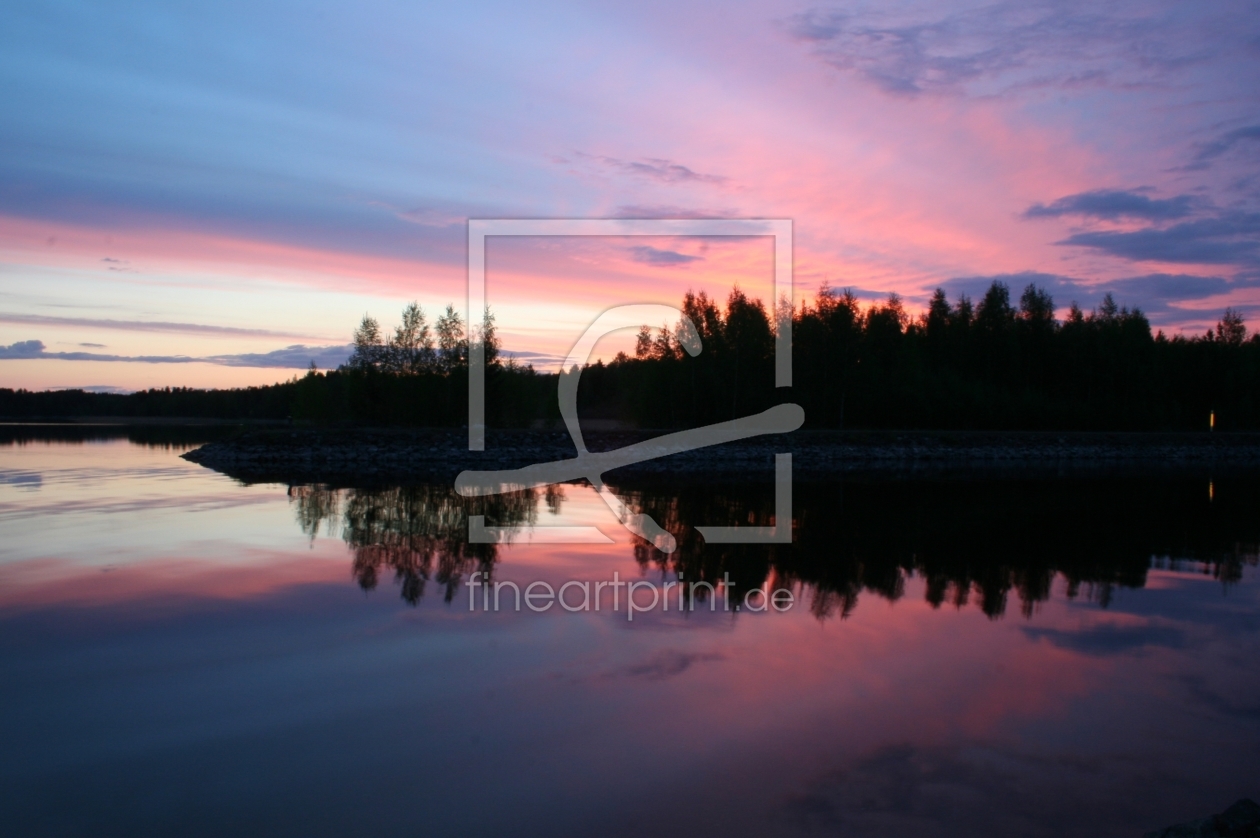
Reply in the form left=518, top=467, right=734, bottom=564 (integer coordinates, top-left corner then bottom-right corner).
left=613, top=204, right=737, bottom=219
left=1022, top=185, right=1260, bottom=268
left=499, top=348, right=567, bottom=371
left=1023, top=189, right=1195, bottom=221
left=0, top=313, right=335, bottom=341
left=1190, top=124, right=1260, bottom=167
left=208, top=345, right=353, bottom=369
left=628, top=245, right=703, bottom=267
left=572, top=152, right=728, bottom=185
left=785, top=1, right=1230, bottom=97
left=100, top=257, right=136, bottom=273
left=0, top=340, right=352, bottom=369
left=1056, top=212, right=1260, bottom=265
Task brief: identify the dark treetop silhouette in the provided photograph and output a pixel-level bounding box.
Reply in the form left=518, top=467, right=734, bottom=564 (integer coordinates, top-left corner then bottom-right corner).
left=3, top=282, right=1257, bottom=430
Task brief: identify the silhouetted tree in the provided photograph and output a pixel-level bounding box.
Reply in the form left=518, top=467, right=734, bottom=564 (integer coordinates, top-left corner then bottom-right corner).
left=1218, top=307, right=1247, bottom=346
left=387, top=301, right=434, bottom=375
left=349, top=314, right=384, bottom=372
left=6, top=283, right=1258, bottom=432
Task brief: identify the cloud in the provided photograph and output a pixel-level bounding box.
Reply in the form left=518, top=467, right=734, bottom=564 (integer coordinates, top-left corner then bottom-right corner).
left=499, top=349, right=567, bottom=371
left=628, top=245, right=703, bottom=266
left=101, top=257, right=135, bottom=273
left=0, top=339, right=352, bottom=369
left=207, top=345, right=353, bottom=369
left=574, top=152, right=728, bottom=185
left=77, top=342, right=106, bottom=348
left=613, top=204, right=738, bottom=219
left=938, top=271, right=1077, bottom=300
left=391, top=200, right=492, bottom=229
left=1102, top=273, right=1231, bottom=300
left=1023, top=184, right=1260, bottom=268
left=1191, top=124, right=1260, bottom=165
left=1023, top=189, right=1195, bottom=221
left=937, top=270, right=1236, bottom=319
left=1056, top=211, right=1260, bottom=265
left=0, top=340, right=48, bottom=359
left=0, top=313, right=335, bottom=341
left=785, top=1, right=1225, bottom=97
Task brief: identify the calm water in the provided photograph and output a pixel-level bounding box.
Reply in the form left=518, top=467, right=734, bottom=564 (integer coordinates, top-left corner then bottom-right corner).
left=1, top=431, right=1258, bottom=837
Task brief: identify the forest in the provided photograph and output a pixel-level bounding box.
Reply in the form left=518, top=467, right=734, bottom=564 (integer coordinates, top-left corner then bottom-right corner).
left=2, top=281, right=1257, bottom=431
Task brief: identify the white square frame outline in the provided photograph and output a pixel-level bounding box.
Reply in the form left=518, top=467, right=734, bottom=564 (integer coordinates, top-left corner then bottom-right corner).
left=466, top=218, right=793, bottom=451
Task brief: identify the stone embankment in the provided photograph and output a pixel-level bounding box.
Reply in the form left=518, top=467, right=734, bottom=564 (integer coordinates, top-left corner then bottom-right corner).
left=1145, top=798, right=1260, bottom=838
left=181, top=427, right=1260, bottom=485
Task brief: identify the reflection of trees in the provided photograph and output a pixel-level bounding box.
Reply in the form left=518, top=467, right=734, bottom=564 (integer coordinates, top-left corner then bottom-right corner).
left=614, top=476, right=1260, bottom=620
left=288, top=474, right=1259, bottom=617
left=0, top=425, right=235, bottom=449
left=288, top=484, right=538, bottom=604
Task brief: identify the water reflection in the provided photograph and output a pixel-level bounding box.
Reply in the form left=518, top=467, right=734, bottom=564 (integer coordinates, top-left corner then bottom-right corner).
left=289, top=484, right=539, bottom=603
left=3, top=434, right=1258, bottom=837
left=0, top=423, right=240, bottom=449
left=291, top=476, right=1260, bottom=617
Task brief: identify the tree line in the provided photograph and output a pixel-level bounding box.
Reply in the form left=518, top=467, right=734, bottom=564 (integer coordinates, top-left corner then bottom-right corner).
left=287, top=302, right=557, bottom=426
left=2, top=282, right=1256, bottom=430
left=579, top=281, right=1259, bottom=431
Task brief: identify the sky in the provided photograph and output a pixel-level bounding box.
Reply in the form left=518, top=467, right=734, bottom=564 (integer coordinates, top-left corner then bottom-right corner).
left=1, top=0, right=1258, bottom=390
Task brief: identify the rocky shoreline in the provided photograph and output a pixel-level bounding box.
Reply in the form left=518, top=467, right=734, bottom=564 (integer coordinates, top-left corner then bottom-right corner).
left=179, top=427, right=1260, bottom=485
left=1145, top=798, right=1260, bottom=838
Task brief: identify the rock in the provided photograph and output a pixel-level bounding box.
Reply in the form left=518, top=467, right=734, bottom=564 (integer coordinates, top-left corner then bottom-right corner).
left=179, top=428, right=1260, bottom=486
left=1145, top=799, right=1260, bottom=838
left=1144, top=817, right=1216, bottom=838
left=1217, top=799, right=1260, bottom=836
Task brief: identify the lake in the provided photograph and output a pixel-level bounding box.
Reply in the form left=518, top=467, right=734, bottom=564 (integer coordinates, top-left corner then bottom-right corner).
left=1, top=429, right=1257, bottom=837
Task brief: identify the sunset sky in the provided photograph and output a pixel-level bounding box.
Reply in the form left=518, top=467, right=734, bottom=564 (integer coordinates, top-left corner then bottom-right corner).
left=1, top=0, right=1258, bottom=390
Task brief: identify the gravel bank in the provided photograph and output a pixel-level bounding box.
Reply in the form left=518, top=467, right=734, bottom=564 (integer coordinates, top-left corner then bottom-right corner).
left=180, top=427, right=1260, bottom=485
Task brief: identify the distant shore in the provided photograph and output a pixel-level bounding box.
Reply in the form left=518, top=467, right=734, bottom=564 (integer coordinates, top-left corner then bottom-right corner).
left=0, top=416, right=287, bottom=426
left=179, top=426, right=1260, bottom=485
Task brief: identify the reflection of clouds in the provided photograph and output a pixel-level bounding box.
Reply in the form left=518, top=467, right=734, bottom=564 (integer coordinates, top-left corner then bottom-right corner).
left=1177, top=672, right=1260, bottom=721
left=0, top=491, right=272, bottom=519
left=0, top=469, right=42, bottom=490
left=1022, top=621, right=1187, bottom=656
left=607, top=649, right=726, bottom=681
left=782, top=742, right=1170, bottom=836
